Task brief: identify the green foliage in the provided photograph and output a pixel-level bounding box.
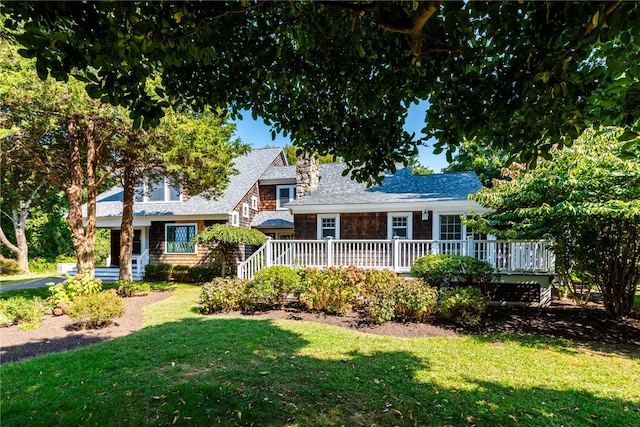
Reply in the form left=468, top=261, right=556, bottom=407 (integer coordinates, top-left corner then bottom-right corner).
left=358, top=271, right=439, bottom=324
left=394, top=279, right=439, bottom=323
left=470, top=127, right=640, bottom=318
left=443, top=138, right=511, bottom=187
left=66, top=290, right=126, bottom=328
left=299, top=267, right=362, bottom=314
left=171, top=265, right=191, bottom=283
left=0, top=255, right=22, bottom=275
left=7, top=2, right=640, bottom=184
left=116, top=280, right=151, bottom=298
left=199, top=277, right=249, bottom=314
left=186, top=265, right=216, bottom=283
left=0, top=296, right=45, bottom=329
left=94, top=229, right=111, bottom=267
left=437, top=287, right=489, bottom=326
left=194, top=225, right=267, bottom=277
left=144, top=263, right=173, bottom=282
left=243, top=266, right=301, bottom=310
left=47, top=273, right=103, bottom=307
left=411, top=254, right=496, bottom=291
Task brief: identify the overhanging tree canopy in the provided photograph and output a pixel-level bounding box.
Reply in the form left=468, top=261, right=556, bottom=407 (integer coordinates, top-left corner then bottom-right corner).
left=468, top=127, right=640, bottom=319
left=4, top=1, right=640, bottom=182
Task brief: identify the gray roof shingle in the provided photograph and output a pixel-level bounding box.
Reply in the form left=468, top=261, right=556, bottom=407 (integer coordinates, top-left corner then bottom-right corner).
left=94, top=147, right=285, bottom=218
left=285, top=164, right=482, bottom=207
left=251, top=210, right=294, bottom=227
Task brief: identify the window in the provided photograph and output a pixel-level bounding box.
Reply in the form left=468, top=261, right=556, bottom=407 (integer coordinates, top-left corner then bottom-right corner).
left=388, top=213, right=412, bottom=239
left=317, top=214, right=340, bottom=239
left=276, top=185, right=296, bottom=210
left=165, top=224, right=197, bottom=254
left=231, top=211, right=240, bottom=226
left=135, top=177, right=181, bottom=203
left=242, top=202, right=250, bottom=218
left=440, top=215, right=462, bottom=240
left=251, top=195, right=258, bottom=210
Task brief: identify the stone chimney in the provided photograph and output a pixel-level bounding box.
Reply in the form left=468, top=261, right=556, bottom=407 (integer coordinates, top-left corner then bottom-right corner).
left=296, top=152, right=319, bottom=198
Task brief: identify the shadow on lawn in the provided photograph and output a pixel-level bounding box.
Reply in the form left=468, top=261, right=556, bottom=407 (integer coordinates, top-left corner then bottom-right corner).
left=1, top=317, right=638, bottom=426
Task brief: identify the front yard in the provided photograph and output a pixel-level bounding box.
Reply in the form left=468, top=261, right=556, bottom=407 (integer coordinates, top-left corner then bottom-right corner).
left=1, top=284, right=639, bottom=426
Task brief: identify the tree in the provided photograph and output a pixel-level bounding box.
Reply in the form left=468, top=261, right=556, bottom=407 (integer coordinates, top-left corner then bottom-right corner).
left=468, top=128, right=640, bottom=319
left=194, top=224, right=267, bottom=278
left=4, top=2, right=640, bottom=183
left=0, top=35, right=118, bottom=276
left=283, top=144, right=337, bottom=165
left=0, top=144, right=48, bottom=272
left=443, top=138, right=511, bottom=187
left=110, top=107, right=246, bottom=281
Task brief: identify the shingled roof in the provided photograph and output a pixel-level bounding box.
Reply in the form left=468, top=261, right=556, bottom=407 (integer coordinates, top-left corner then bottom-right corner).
left=92, top=147, right=285, bottom=219
left=285, top=164, right=482, bottom=208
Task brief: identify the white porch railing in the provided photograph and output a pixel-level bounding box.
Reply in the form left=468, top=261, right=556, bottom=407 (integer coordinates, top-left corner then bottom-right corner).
left=237, top=238, right=555, bottom=280
left=132, top=249, right=150, bottom=280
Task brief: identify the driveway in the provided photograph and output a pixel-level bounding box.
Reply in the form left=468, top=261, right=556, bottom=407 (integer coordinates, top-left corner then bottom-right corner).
left=0, top=276, right=62, bottom=293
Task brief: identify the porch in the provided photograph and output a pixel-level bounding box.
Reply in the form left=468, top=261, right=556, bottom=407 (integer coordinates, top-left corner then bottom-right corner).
left=237, top=238, right=555, bottom=280
left=65, top=250, right=150, bottom=282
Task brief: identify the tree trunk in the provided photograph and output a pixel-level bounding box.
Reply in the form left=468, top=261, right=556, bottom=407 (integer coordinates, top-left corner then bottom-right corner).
left=119, top=164, right=136, bottom=281
left=0, top=207, right=30, bottom=273
left=66, top=118, right=97, bottom=277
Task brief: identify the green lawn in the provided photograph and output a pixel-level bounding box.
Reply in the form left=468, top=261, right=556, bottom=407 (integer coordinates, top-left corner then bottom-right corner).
left=1, top=285, right=638, bottom=426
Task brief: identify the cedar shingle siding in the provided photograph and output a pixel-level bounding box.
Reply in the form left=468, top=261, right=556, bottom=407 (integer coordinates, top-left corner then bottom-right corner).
left=340, top=212, right=387, bottom=239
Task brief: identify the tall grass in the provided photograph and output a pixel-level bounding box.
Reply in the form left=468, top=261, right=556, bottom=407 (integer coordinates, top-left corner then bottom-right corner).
left=1, top=286, right=638, bottom=426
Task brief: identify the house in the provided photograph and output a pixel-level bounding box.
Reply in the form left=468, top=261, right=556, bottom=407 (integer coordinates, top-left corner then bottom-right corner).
left=88, top=147, right=554, bottom=306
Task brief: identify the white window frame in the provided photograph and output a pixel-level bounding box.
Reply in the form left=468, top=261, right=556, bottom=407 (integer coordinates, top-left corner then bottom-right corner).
left=251, top=195, right=259, bottom=210
left=230, top=211, right=240, bottom=227
left=135, top=177, right=182, bottom=203
left=387, top=212, right=413, bottom=240
left=439, top=214, right=463, bottom=240
left=242, top=202, right=250, bottom=218
left=276, top=185, right=296, bottom=210
left=164, top=223, right=197, bottom=254
left=317, top=214, right=340, bottom=239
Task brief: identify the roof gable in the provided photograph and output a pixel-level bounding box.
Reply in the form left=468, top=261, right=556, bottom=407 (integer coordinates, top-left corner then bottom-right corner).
left=93, top=147, right=285, bottom=219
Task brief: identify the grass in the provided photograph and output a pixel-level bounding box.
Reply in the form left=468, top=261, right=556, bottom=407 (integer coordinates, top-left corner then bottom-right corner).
left=1, top=285, right=639, bottom=426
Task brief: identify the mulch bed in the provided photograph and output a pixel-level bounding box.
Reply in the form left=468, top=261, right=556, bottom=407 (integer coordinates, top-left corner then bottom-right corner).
left=1, top=292, right=638, bottom=365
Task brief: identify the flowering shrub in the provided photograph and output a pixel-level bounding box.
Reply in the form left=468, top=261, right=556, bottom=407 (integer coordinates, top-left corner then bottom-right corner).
left=200, top=277, right=249, bottom=313
left=437, top=286, right=489, bottom=326
left=299, top=267, right=360, bottom=314
left=47, top=272, right=103, bottom=309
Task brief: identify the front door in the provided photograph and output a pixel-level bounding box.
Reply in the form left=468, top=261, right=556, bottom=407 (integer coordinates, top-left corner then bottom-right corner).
left=109, top=229, right=143, bottom=266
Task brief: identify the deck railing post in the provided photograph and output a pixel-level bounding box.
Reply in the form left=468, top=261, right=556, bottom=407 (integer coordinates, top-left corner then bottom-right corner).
left=265, top=237, right=272, bottom=268
left=392, top=236, right=400, bottom=272
left=466, top=235, right=474, bottom=258
left=326, top=236, right=333, bottom=268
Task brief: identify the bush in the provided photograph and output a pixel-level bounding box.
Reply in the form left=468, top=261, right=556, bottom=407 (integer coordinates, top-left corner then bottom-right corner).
left=437, top=286, right=489, bottom=326
left=394, top=279, right=439, bottom=322
left=144, top=263, right=173, bottom=282
left=67, top=290, right=126, bottom=328
left=0, top=256, right=22, bottom=275
left=171, top=265, right=191, bottom=282
left=116, top=280, right=151, bottom=297
left=47, top=272, right=103, bottom=308
left=200, top=277, right=249, bottom=313
left=248, top=266, right=301, bottom=308
left=187, top=265, right=216, bottom=283
left=358, top=270, right=403, bottom=324
left=0, top=296, right=46, bottom=329
left=411, top=254, right=495, bottom=292
left=299, top=267, right=359, bottom=314
left=28, top=257, right=56, bottom=273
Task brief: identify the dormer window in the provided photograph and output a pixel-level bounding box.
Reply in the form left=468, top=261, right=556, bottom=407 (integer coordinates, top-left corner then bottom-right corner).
left=135, top=177, right=181, bottom=203
left=276, top=185, right=296, bottom=210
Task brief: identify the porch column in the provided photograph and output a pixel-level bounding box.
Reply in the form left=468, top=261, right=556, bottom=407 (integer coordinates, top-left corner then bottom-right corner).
left=326, top=236, right=333, bottom=268
left=392, top=236, right=400, bottom=272
left=265, top=237, right=272, bottom=268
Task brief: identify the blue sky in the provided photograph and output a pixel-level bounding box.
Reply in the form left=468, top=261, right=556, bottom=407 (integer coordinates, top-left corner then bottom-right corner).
left=232, top=101, right=450, bottom=172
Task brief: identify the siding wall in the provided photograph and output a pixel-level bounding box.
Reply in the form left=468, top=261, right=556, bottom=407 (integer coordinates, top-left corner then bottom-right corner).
left=294, top=211, right=433, bottom=240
